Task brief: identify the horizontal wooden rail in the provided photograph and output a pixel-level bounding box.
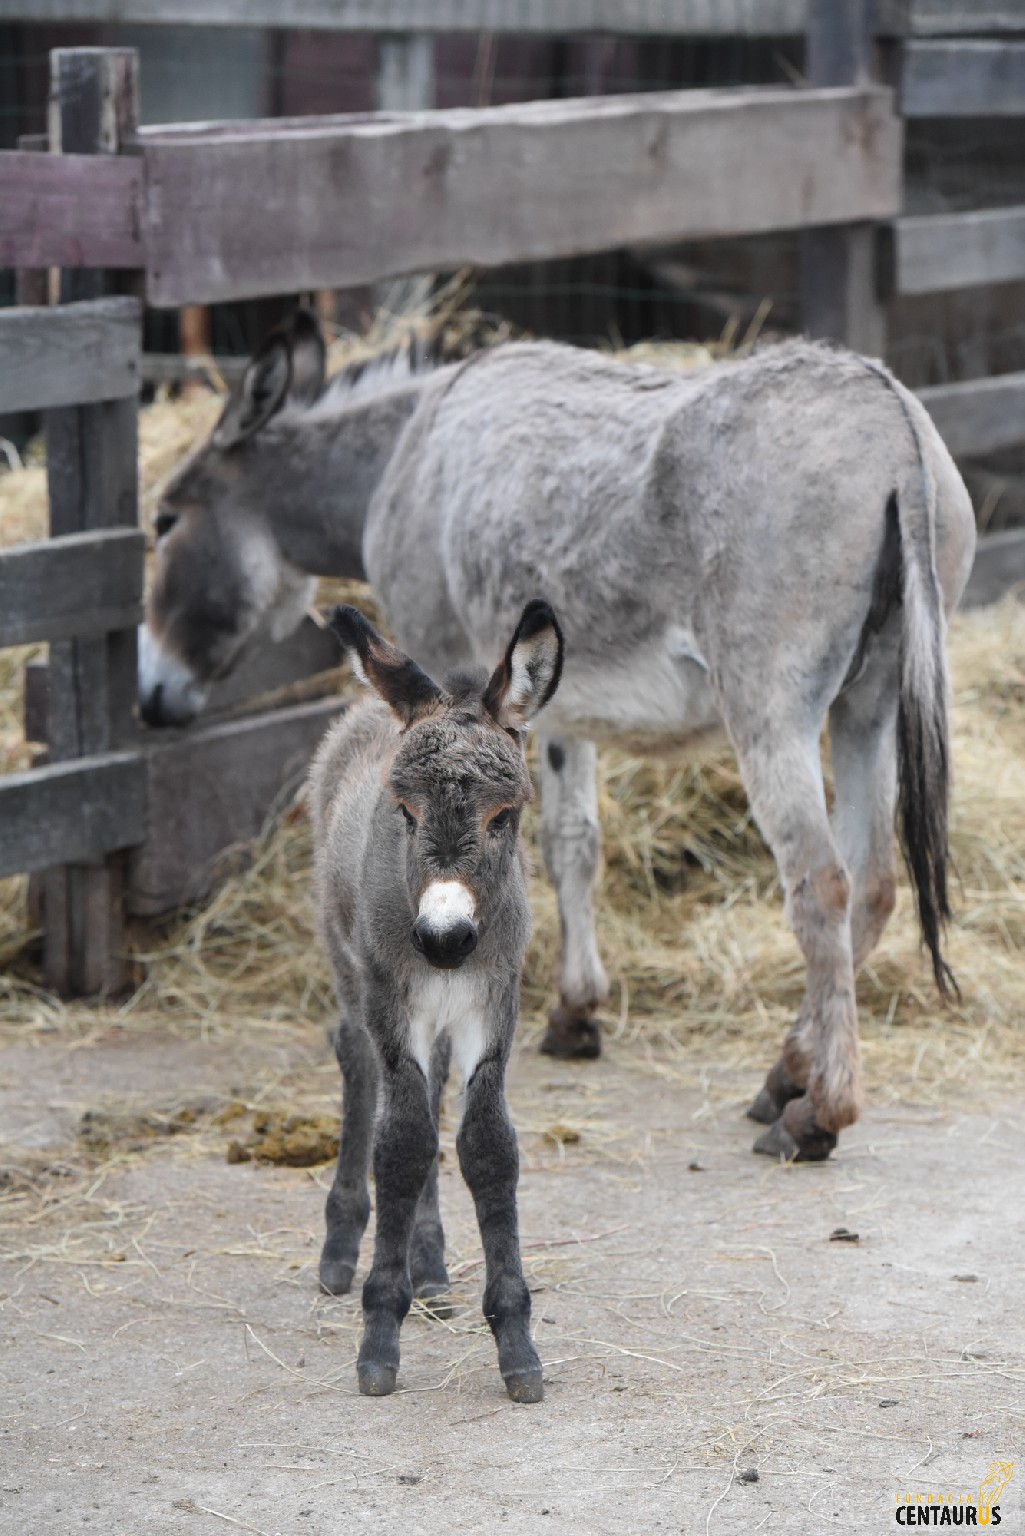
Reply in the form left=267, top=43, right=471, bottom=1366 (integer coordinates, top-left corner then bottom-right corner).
left=0, top=752, right=146, bottom=879
left=895, top=1, right=1025, bottom=33
left=962, top=529, right=1025, bottom=609
left=4, top=0, right=1017, bottom=34
left=917, top=371, right=1025, bottom=458
left=0, top=298, right=141, bottom=414
left=0, top=0, right=810, bottom=35
left=139, top=86, right=900, bottom=307
left=128, top=696, right=344, bottom=915
left=903, top=40, right=1025, bottom=115
left=0, top=528, right=146, bottom=649
left=0, top=150, right=143, bottom=270
left=890, top=207, right=1025, bottom=296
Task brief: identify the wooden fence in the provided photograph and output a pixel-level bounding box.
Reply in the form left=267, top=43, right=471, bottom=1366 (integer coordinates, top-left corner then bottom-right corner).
left=2, top=5, right=1025, bottom=994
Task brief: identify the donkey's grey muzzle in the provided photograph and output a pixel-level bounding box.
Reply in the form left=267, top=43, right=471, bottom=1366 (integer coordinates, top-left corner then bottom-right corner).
left=411, top=917, right=478, bottom=969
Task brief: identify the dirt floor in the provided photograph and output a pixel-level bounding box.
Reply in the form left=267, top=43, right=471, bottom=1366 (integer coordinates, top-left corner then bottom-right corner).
left=1, top=1015, right=1022, bottom=1536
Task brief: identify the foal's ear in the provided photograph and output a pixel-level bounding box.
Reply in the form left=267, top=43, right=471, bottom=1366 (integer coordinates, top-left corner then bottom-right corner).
left=213, top=331, right=291, bottom=449
left=484, top=600, right=564, bottom=731
left=288, top=308, right=327, bottom=404
left=327, top=606, right=443, bottom=727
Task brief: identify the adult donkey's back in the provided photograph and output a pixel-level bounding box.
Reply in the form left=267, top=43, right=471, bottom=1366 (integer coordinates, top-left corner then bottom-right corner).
left=142, top=320, right=976, bottom=1160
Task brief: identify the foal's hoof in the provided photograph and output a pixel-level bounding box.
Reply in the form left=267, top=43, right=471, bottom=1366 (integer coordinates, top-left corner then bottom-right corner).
left=540, top=1005, right=601, bottom=1060
left=746, top=1086, right=782, bottom=1125
left=358, top=1361, right=398, bottom=1397
left=319, top=1256, right=357, bottom=1296
left=753, top=1115, right=837, bottom=1163
left=504, top=1368, right=544, bottom=1404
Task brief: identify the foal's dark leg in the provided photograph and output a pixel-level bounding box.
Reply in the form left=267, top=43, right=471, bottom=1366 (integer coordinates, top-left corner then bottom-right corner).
left=409, top=1033, right=452, bottom=1307
left=320, top=1015, right=378, bottom=1295
left=458, top=1056, right=543, bottom=1403
left=358, top=1057, right=437, bottom=1396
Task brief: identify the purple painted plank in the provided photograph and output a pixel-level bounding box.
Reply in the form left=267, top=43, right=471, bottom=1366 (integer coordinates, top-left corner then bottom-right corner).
left=0, top=151, right=143, bottom=270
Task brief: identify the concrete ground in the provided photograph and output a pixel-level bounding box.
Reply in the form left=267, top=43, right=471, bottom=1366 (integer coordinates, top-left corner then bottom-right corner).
left=1, top=1020, right=1022, bottom=1535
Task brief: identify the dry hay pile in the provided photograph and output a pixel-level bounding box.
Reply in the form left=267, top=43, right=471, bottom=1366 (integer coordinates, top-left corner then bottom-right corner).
left=1, top=303, right=1023, bottom=1113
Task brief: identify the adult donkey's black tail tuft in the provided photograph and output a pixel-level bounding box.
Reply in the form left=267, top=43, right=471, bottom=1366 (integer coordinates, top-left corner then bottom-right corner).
left=892, top=485, right=959, bottom=1002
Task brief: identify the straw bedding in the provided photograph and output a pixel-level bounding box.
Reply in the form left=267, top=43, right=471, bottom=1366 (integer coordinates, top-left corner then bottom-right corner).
left=1, top=309, right=1022, bottom=1114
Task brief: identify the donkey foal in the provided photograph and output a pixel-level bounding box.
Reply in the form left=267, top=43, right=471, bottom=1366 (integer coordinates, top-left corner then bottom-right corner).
left=310, top=600, right=563, bottom=1402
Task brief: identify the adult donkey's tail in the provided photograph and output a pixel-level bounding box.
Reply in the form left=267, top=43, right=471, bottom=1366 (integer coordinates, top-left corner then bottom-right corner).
left=892, top=461, right=958, bottom=1000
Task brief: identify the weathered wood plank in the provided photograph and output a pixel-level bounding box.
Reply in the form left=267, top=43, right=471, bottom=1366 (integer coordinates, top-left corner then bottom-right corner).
left=903, top=41, right=1025, bottom=116
left=3, top=0, right=1019, bottom=36
left=0, top=529, right=145, bottom=649
left=892, top=207, right=1025, bottom=297
left=127, top=697, right=344, bottom=917
left=0, top=0, right=809, bottom=35
left=963, top=529, right=1025, bottom=610
left=799, top=0, right=885, bottom=357
left=43, top=47, right=142, bottom=1000
left=917, top=371, right=1025, bottom=458
left=0, top=150, right=143, bottom=270
left=141, top=86, right=901, bottom=308
left=0, top=752, right=146, bottom=879
left=0, top=298, right=140, bottom=414
left=140, top=352, right=247, bottom=387
left=901, top=1, right=1025, bottom=36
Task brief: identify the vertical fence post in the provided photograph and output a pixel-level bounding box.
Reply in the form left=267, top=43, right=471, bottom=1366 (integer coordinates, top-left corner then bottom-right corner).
left=43, top=47, right=141, bottom=997
left=376, top=34, right=436, bottom=319
left=799, top=0, right=887, bottom=355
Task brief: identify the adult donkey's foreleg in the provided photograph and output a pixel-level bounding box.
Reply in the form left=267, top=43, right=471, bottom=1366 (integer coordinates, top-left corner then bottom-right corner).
left=538, top=736, right=608, bottom=1059
left=320, top=1014, right=378, bottom=1295
left=358, top=1054, right=437, bottom=1396
left=458, top=1052, right=543, bottom=1403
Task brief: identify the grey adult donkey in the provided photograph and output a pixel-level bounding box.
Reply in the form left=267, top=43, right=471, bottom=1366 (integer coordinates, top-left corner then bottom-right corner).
left=141, top=313, right=977, bottom=1161
left=309, top=597, right=563, bottom=1402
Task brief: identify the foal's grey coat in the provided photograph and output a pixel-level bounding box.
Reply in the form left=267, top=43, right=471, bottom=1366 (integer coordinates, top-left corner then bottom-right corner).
left=144, top=315, right=977, bottom=1160
left=310, top=598, right=563, bottom=1401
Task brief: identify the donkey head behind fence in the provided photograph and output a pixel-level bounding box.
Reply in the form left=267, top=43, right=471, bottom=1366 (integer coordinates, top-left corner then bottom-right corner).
left=313, top=599, right=563, bottom=1402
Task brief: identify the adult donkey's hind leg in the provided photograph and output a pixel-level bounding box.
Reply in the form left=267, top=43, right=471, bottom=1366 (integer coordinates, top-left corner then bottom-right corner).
left=729, top=723, right=860, bottom=1162
left=537, top=736, right=609, bottom=1059
left=320, top=1015, right=378, bottom=1295
left=747, top=647, right=900, bottom=1137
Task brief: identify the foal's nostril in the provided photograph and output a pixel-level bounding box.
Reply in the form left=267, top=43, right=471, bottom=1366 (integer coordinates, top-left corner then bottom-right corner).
left=411, top=916, right=478, bottom=968
left=452, top=920, right=478, bottom=957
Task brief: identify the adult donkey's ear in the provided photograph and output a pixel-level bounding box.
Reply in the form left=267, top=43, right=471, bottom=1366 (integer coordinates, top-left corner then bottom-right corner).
left=287, top=307, right=327, bottom=405
left=212, top=330, right=291, bottom=449
left=484, top=600, right=564, bottom=731
left=327, top=605, right=443, bottom=727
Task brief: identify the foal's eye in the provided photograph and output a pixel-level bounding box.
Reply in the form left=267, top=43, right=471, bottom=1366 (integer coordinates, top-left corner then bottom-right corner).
left=399, top=804, right=417, bottom=831
left=154, top=509, right=178, bottom=541
left=490, top=808, right=512, bottom=833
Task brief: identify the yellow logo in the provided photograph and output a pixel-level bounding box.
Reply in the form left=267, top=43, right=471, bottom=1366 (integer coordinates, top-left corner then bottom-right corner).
left=895, top=1459, right=1016, bottom=1527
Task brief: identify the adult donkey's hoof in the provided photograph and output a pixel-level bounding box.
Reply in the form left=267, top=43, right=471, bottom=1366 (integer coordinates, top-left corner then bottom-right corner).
left=746, top=1085, right=782, bottom=1125
left=753, top=1114, right=837, bottom=1163
left=319, top=1256, right=357, bottom=1296
left=358, top=1361, right=398, bottom=1396
left=539, top=1005, right=601, bottom=1060
left=504, top=1368, right=544, bottom=1404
